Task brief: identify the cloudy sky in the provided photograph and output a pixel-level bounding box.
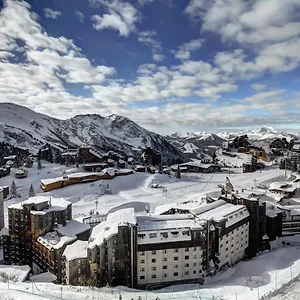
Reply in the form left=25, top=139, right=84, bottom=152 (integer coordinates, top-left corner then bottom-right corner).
left=0, top=0, right=300, bottom=134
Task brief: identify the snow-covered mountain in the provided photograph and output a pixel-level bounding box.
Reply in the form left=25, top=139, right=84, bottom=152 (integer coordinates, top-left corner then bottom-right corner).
left=216, top=126, right=293, bottom=141
left=0, top=103, right=182, bottom=160
left=167, top=132, right=224, bottom=160
left=167, top=126, right=295, bottom=160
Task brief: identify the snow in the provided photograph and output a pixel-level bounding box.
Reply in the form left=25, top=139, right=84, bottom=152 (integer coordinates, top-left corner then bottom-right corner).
left=56, top=220, right=90, bottom=237
left=137, top=218, right=202, bottom=231
left=63, top=240, right=88, bottom=261
left=2, top=160, right=300, bottom=299
left=197, top=203, right=249, bottom=228
left=88, top=207, right=136, bottom=248
left=0, top=265, right=30, bottom=282
left=38, top=232, right=77, bottom=250
left=191, top=200, right=227, bottom=215
left=269, top=181, right=297, bottom=192
left=30, top=272, right=57, bottom=283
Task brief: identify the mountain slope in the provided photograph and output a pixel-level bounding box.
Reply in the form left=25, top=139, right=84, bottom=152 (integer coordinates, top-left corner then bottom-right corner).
left=0, top=103, right=182, bottom=160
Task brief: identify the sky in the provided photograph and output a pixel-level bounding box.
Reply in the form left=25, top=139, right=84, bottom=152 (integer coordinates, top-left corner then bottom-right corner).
left=0, top=0, right=300, bottom=134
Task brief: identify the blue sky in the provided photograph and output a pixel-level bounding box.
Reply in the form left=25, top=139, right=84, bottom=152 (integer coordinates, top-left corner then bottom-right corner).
left=0, top=0, right=300, bottom=134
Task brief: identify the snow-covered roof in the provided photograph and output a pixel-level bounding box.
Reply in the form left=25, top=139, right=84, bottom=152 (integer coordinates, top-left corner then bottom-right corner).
left=191, top=200, right=227, bottom=215
left=269, top=181, right=296, bottom=193
left=38, top=231, right=76, bottom=250
left=40, top=176, right=64, bottom=185
left=57, top=220, right=90, bottom=237
left=0, top=227, right=9, bottom=237
left=88, top=207, right=136, bottom=249
left=0, top=265, right=30, bottom=282
left=180, top=160, right=217, bottom=169
left=4, top=155, right=16, bottom=160
left=138, top=219, right=203, bottom=231
left=197, top=203, right=249, bottom=228
left=9, top=196, right=71, bottom=214
left=63, top=240, right=88, bottom=261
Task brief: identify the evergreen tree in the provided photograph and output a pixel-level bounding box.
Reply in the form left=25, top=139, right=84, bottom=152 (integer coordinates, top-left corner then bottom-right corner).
left=48, top=148, right=53, bottom=163
left=37, top=159, right=42, bottom=170
left=176, top=164, right=181, bottom=179
left=279, top=159, right=285, bottom=170
left=212, top=151, right=217, bottom=164
left=29, top=184, right=35, bottom=198
left=37, top=149, right=42, bottom=161
left=9, top=180, right=20, bottom=199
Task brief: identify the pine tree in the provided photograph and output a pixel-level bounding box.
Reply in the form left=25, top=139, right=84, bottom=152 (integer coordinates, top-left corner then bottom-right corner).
left=48, top=148, right=53, bottom=163
left=176, top=164, right=181, bottom=179
left=37, top=149, right=42, bottom=161
left=10, top=180, right=20, bottom=199
left=37, top=159, right=42, bottom=170
left=29, top=184, right=35, bottom=198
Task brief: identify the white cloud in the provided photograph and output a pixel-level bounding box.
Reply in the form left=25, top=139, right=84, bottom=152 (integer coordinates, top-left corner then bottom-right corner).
left=152, top=53, right=165, bottom=62
left=251, top=84, right=266, bottom=91
left=175, top=38, right=203, bottom=60
left=44, top=8, right=62, bottom=19
left=138, top=31, right=161, bottom=52
left=195, top=83, right=238, bottom=99
left=137, top=0, right=154, bottom=5
left=75, top=10, right=84, bottom=22
left=0, top=0, right=77, bottom=53
left=91, top=0, right=139, bottom=36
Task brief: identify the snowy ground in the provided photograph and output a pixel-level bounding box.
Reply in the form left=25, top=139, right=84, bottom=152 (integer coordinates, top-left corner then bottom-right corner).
left=1, top=161, right=286, bottom=226
left=1, top=246, right=300, bottom=299
left=1, top=161, right=297, bottom=299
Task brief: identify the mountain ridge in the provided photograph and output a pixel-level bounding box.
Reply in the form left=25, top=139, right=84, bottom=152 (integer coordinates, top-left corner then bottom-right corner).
left=0, top=103, right=182, bottom=162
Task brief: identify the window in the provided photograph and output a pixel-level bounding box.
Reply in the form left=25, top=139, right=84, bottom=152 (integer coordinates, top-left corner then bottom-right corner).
left=163, top=257, right=167, bottom=262
left=193, top=255, right=197, bottom=259
left=140, top=251, right=145, bottom=256
left=160, top=232, right=168, bottom=238
left=182, top=230, right=190, bottom=236
left=184, top=263, right=189, bottom=268
left=174, top=249, right=179, bottom=253
left=174, top=264, right=178, bottom=268
left=152, top=258, right=156, bottom=263
left=226, top=234, right=229, bottom=237
left=163, top=249, right=167, bottom=254
left=138, top=234, right=146, bottom=239
left=226, top=241, right=228, bottom=244
left=174, top=256, right=179, bottom=261
left=174, top=272, right=178, bottom=277
left=225, top=254, right=228, bottom=258
left=140, top=268, right=145, bottom=272
left=193, top=270, right=197, bottom=275
left=226, top=248, right=228, bottom=252
left=151, top=266, right=156, bottom=271
left=220, top=244, right=223, bottom=248
left=152, top=250, right=156, bottom=255
left=194, top=246, right=197, bottom=251
left=185, top=256, right=189, bottom=260
left=185, top=247, right=189, bottom=252
left=149, top=233, right=157, bottom=238
left=140, top=260, right=145, bottom=264
left=193, top=262, right=197, bottom=267
left=152, top=274, right=156, bottom=279
left=140, top=276, right=145, bottom=280
left=163, top=265, right=167, bottom=270
left=184, top=271, right=189, bottom=276
left=220, top=236, right=223, bottom=241
left=163, top=273, right=167, bottom=278
left=199, top=270, right=202, bottom=274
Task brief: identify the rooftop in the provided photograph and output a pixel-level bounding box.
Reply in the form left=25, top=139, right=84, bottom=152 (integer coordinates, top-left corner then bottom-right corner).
left=8, top=196, right=71, bottom=214
left=37, top=232, right=76, bottom=250
left=88, top=207, right=136, bottom=249
left=138, top=218, right=203, bottom=231
left=63, top=240, right=88, bottom=261
left=57, top=220, right=90, bottom=237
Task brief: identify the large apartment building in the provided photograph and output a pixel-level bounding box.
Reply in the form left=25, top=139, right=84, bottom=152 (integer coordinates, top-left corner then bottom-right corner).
left=85, top=199, right=251, bottom=289
left=5, top=196, right=72, bottom=266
